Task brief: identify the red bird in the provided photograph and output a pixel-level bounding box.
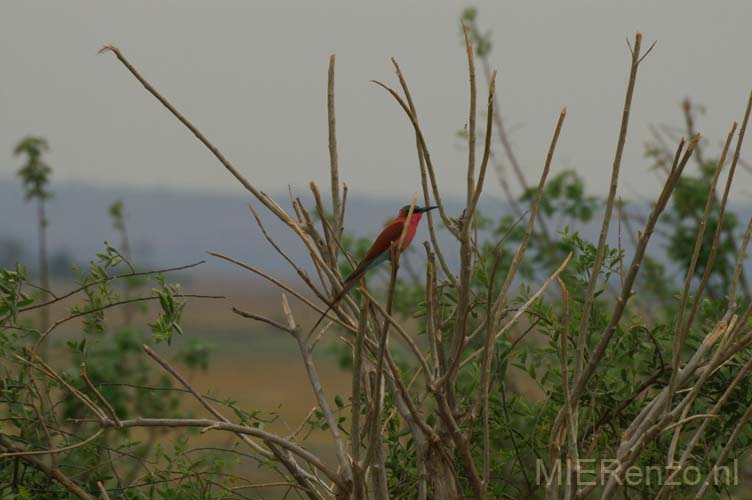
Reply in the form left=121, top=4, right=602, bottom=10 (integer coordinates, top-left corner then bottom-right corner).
left=312, top=204, right=437, bottom=330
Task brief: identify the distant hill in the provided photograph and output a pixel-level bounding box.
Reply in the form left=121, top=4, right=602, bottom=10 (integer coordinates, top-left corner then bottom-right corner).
left=4, top=180, right=751, bottom=285
left=0, top=180, right=511, bottom=277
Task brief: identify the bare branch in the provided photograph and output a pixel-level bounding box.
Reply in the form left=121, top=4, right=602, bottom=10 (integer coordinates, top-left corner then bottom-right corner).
left=730, top=217, right=752, bottom=309
left=371, top=79, right=459, bottom=238
left=0, top=434, right=92, bottom=500
left=574, top=31, right=645, bottom=385
left=98, top=45, right=288, bottom=221
left=327, top=54, right=342, bottom=238
left=350, top=289, right=369, bottom=499
left=470, top=71, right=497, bottom=214
left=232, top=307, right=295, bottom=334
left=81, top=366, right=121, bottom=428
left=103, top=417, right=345, bottom=490
left=463, top=24, right=478, bottom=209
left=0, top=429, right=103, bottom=459
left=19, top=260, right=206, bottom=313
left=366, top=196, right=418, bottom=469
left=556, top=136, right=699, bottom=463
left=142, top=345, right=274, bottom=459
left=97, top=481, right=111, bottom=500
left=667, top=122, right=736, bottom=410
left=473, top=109, right=566, bottom=425
left=390, top=57, right=458, bottom=285
left=464, top=251, right=573, bottom=367
left=284, top=293, right=352, bottom=488
left=209, top=251, right=356, bottom=333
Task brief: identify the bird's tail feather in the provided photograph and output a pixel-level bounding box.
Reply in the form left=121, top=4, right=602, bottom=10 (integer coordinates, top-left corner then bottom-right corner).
left=310, top=271, right=363, bottom=333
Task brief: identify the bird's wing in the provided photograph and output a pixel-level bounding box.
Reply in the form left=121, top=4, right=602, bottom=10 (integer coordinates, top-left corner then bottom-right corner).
left=311, top=218, right=406, bottom=334
left=345, top=218, right=406, bottom=281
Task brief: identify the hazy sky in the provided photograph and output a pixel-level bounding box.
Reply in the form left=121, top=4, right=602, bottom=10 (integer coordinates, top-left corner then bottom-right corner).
left=2, top=1, right=751, bottom=202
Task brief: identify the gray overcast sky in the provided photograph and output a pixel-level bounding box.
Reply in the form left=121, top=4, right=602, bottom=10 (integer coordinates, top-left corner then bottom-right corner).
left=2, top=1, right=751, bottom=202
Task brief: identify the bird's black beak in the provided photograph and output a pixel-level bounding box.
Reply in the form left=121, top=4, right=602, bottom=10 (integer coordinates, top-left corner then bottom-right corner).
left=422, top=206, right=438, bottom=213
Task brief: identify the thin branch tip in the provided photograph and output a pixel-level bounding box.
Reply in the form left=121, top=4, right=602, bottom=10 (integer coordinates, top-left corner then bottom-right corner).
left=489, top=71, right=497, bottom=95
left=97, top=44, right=117, bottom=55
left=462, top=23, right=471, bottom=40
